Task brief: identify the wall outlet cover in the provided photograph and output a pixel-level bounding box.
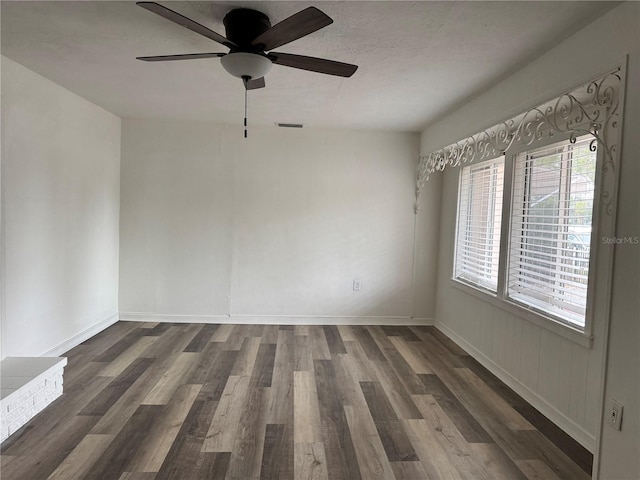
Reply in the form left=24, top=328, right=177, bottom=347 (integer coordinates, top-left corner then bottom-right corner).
left=608, top=399, right=623, bottom=431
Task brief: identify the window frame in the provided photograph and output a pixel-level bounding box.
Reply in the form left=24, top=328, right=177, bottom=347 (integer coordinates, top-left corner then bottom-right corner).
left=453, top=157, right=504, bottom=293
left=452, top=131, right=601, bottom=346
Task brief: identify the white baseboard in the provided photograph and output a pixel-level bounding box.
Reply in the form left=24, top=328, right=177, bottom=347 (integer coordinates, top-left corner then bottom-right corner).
left=119, top=312, right=434, bottom=326
left=41, top=312, right=119, bottom=357
left=435, top=320, right=596, bottom=452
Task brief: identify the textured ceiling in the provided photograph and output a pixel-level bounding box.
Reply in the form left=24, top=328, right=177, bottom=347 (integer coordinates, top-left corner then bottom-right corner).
left=1, top=1, right=617, bottom=132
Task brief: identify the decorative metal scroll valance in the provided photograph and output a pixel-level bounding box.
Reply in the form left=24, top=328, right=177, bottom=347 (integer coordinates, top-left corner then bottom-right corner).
left=416, top=67, right=623, bottom=214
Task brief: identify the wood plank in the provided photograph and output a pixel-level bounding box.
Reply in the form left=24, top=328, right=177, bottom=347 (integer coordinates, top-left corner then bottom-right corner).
left=294, top=442, right=329, bottom=480
left=403, top=418, right=463, bottom=480
left=91, top=359, right=165, bottom=435
left=144, top=323, right=173, bottom=336
left=0, top=415, right=100, bottom=480
left=344, top=405, right=396, bottom=480
left=343, top=341, right=378, bottom=382
left=458, top=355, right=531, bottom=408
left=510, top=431, right=592, bottom=480
left=390, top=460, right=430, bottom=480
left=250, top=343, right=277, bottom=387
left=80, top=321, right=142, bottom=356
left=514, top=404, right=592, bottom=475
left=230, top=336, right=262, bottom=377
left=100, top=336, right=158, bottom=377
left=388, top=336, right=433, bottom=374
left=331, top=353, right=366, bottom=407
left=359, top=381, right=419, bottom=462
left=369, top=361, right=423, bottom=420
left=130, top=384, right=202, bottom=472
left=313, top=359, right=362, bottom=480
left=410, top=395, right=496, bottom=480
left=420, top=326, right=469, bottom=356
left=60, top=354, right=108, bottom=390
left=139, top=322, right=159, bottom=329
left=83, top=405, right=164, bottom=479
left=417, top=392, right=521, bottom=480
left=293, top=371, right=323, bottom=443
left=294, top=325, right=312, bottom=336
left=368, top=326, right=429, bottom=394
left=244, top=324, right=265, bottom=338
left=47, top=434, right=114, bottom=480
left=310, top=326, right=332, bottom=360
left=266, top=330, right=294, bottom=424
left=210, top=324, right=234, bottom=343
left=381, top=326, right=421, bottom=342
left=351, top=327, right=386, bottom=361
left=293, top=334, right=314, bottom=372
left=409, top=338, right=539, bottom=464
left=141, top=325, right=202, bottom=359
left=418, top=374, right=494, bottom=443
left=468, top=443, right=529, bottom=480
left=514, top=459, right=563, bottom=480
left=221, top=325, right=245, bottom=350
left=119, top=473, right=158, bottom=480
left=143, top=352, right=200, bottom=405
left=409, top=327, right=466, bottom=368
left=336, top=325, right=356, bottom=342
left=183, top=324, right=219, bottom=353
left=195, top=349, right=239, bottom=403
left=80, top=357, right=155, bottom=416
left=94, top=328, right=146, bottom=362
left=185, top=341, right=222, bottom=385
left=323, top=325, right=347, bottom=354
left=155, top=400, right=229, bottom=480
left=202, top=375, right=251, bottom=452
left=455, top=368, right=534, bottom=431
left=261, top=325, right=280, bottom=344
left=2, top=373, right=113, bottom=456
left=226, top=386, right=267, bottom=479
left=260, top=424, right=294, bottom=480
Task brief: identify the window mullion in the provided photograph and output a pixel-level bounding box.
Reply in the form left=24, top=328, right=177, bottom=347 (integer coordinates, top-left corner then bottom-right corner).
left=496, top=152, right=514, bottom=299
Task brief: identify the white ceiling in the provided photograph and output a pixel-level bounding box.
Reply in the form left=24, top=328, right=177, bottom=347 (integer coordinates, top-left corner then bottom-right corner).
left=1, top=1, right=617, bottom=132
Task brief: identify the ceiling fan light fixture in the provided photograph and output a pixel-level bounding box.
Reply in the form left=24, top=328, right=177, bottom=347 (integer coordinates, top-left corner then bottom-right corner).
left=220, top=52, right=273, bottom=79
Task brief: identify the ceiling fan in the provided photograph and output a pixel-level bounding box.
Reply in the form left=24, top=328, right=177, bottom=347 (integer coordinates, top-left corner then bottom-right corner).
left=136, top=2, right=358, bottom=91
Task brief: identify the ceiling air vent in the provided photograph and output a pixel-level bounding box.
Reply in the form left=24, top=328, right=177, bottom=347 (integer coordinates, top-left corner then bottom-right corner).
left=275, top=122, right=303, bottom=128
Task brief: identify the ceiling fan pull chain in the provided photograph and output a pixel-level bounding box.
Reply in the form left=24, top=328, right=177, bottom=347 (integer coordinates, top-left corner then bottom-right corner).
left=244, top=78, right=249, bottom=138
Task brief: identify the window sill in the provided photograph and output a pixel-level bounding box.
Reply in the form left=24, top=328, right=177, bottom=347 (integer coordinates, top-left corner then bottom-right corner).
left=450, top=278, right=593, bottom=348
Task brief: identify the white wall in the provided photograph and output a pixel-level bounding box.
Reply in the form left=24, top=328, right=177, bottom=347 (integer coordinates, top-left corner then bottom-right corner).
left=119, top=120, right=428, bottom=322
left=1, top=56, right=121, bottom=358
left=419, top=2, right=639, bottom=478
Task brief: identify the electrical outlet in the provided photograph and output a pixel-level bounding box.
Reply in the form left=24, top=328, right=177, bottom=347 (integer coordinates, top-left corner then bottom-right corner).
left=353, top=279, right=362, bottom=291
left=608, top=399, right=624, bottom=431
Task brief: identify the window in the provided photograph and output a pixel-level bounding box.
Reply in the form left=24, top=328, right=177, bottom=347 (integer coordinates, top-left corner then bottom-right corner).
left=455, top=158, right=504, bottom=291
left=453, top=135, right=597, bottom=331
left=508, top=137, right=596, bottom=328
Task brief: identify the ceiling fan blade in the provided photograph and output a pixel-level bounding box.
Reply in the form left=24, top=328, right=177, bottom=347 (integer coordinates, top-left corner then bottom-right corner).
left=244, top=77, right=266, bottom=90
left=137, top=53, right=226, bottom=62
left=250, top=7, right=332, bottom=51
left=137, top=2, right=236, bottom=49
left=269, top=52, right=358, bottom=78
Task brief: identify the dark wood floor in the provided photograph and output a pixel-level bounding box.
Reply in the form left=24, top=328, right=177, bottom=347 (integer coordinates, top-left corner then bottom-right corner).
left=1, top=322, right=592, bottom=480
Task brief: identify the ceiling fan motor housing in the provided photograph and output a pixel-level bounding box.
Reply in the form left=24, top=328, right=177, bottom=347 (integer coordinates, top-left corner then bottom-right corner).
left=223, top=9, right=271, bottom=49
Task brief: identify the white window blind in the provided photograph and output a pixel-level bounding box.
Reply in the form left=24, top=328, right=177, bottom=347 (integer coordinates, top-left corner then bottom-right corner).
left=508, top=136, right=596, bottom=327
left=455, top=158, right=504, bottom=291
